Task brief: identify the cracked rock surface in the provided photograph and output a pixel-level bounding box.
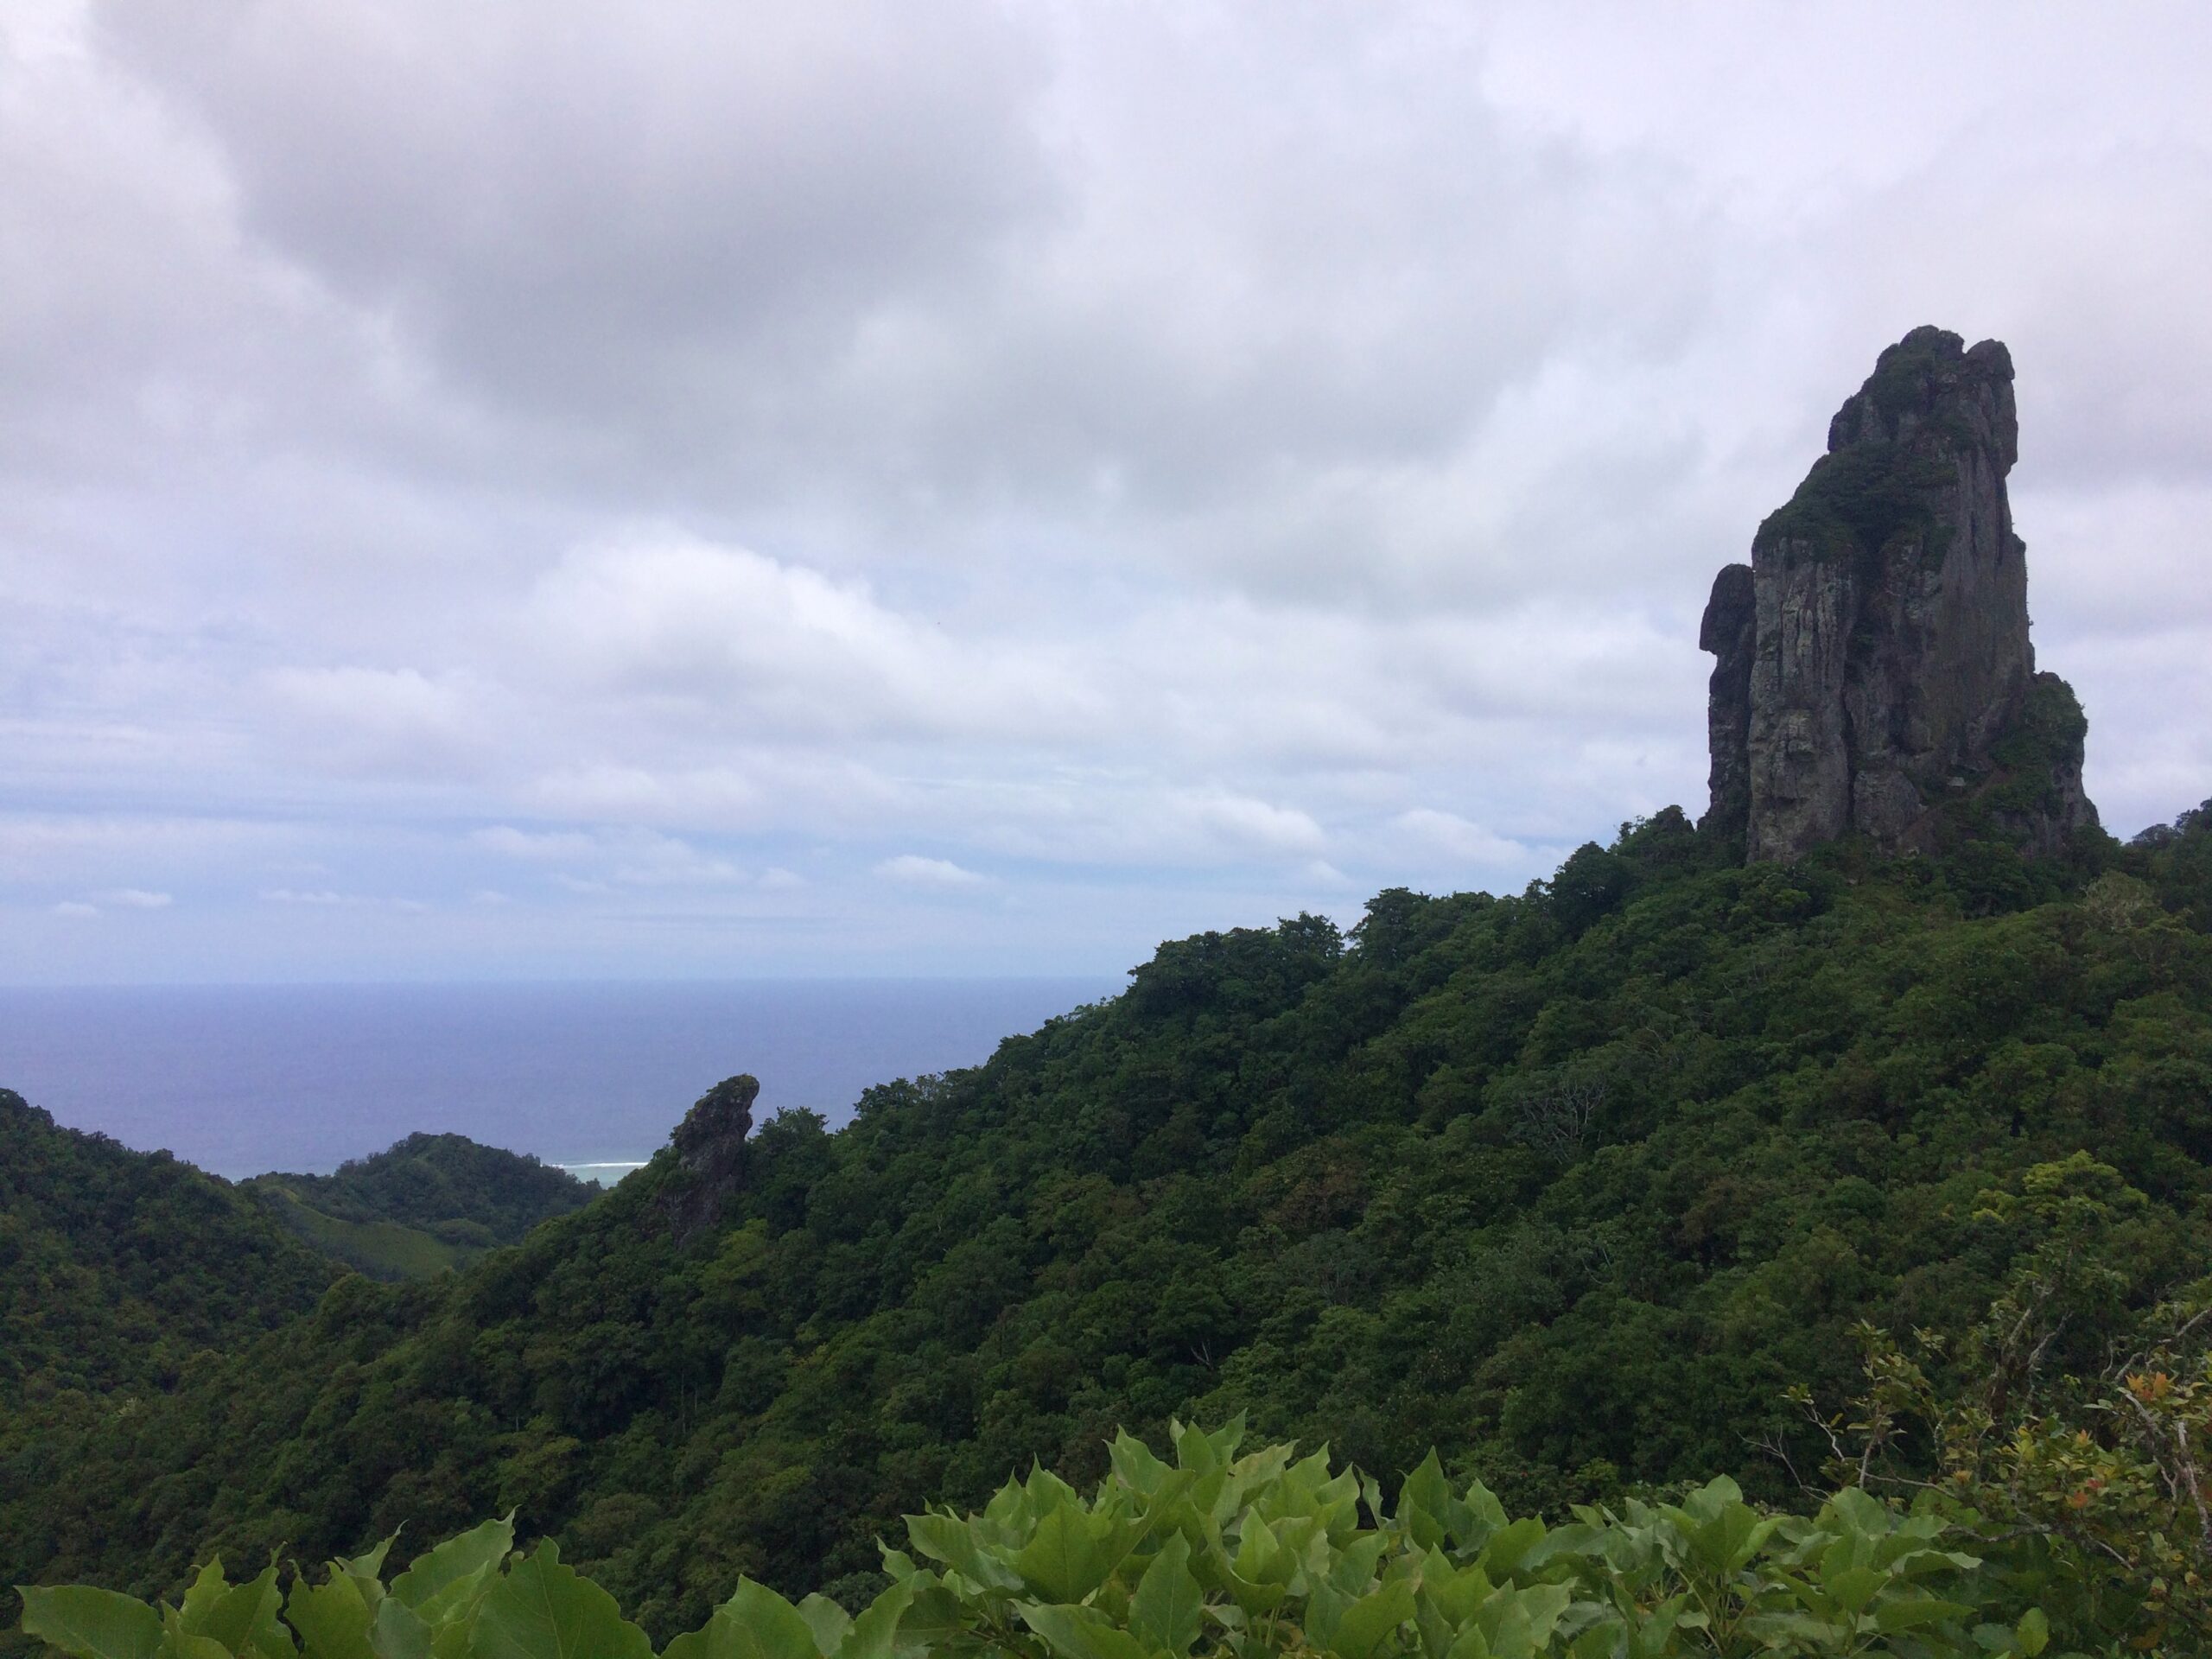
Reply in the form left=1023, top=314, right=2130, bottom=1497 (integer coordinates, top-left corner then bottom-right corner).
left=1700, top=327, right=2098, bottom=862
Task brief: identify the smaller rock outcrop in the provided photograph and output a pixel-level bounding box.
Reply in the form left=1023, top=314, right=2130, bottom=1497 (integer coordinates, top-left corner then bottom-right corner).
left=1699, top=562, right=1756, bottom=848
left=1700, top=326, right=2099, bottom=862
left=656, top=1073, right=757, bottom=1244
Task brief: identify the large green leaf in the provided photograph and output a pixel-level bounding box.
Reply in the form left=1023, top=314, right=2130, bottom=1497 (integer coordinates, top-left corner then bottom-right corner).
left=1109, top=1433, right=1171, bottom=1497
left=1231, top=1518, right=1290, bottom=1591
left=1399, top=1456, right=1452, bottom=1531
left=1128, top=1535, right=1203, bottom=1657
left=284, top=1573, right=377, bottom=1659
left=1329, top=1579, right=1417, bottom=1659
left=1014, top=1504, right=1112, bottom=1605
left=1459, top=1481, right=1508, bottom=1542
left=1871, top=1596, right=1974, bottom=1634
left=391, top=1518, right=514, bottom=1620
left=1476, top=1522, right=1546, bottom=1583
left=469, top=1542, right=651, bottom=1659
left=663, top=1579, right=823, bottom=1659
left=875, top=1584, right=962, bottom=1659
left=17, top=1586, right=162, bottom=1659
left=831, top=1583, right=912, bottom=1659
left=793, top=1597, right=849, bottom=1659
left=903, top=1516, right=1021, bottom=1594
left=177, top=1563, right=232, bottom=1641
left=340, top=1538, right=399, bottom=1613
left=344, top=1540, right=397, bottom=1586
left=1820, top=1563, right=1885, bottom=1619
left=1172, top=1422, right=1223, bottom=1478
left=1414, top=1553, right=1493, bottom=1630
left=1015, top=1603, right=1148, bottom=1659
left=369, top=1599, right=431, bottom=1659
left=1682, top=1502, right=1774, bottom=1580
left=1199, top=1543, right=1285, bottom=1624
left=1448, top=1583, right=1573, bottom=1659
left=175, top=1562, right=290, bottom=1659
left=163, top=1605, right=242, bottom=1659
left=1396, top=1455, right=1452, bottom=1555
left=659, top=1618, right=730, bottom=1659
left=244, top=1571, right=297, bottom=1659
left=722, top=1582, right=830, bottom=1659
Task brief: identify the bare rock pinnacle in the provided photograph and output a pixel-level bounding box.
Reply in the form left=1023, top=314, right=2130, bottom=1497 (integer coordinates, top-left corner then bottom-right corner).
left=1700, top=327, right=2098, bottom=862
left=656, top=1073, right=758, bottom=1244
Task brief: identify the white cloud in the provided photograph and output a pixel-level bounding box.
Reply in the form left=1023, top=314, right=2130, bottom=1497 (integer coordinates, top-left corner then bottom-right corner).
left=264, top=665, right=486, bottom=774
left=876, top=855, right=986, bottom=889
left=475, top=823, right=741, bottom=887
left=0, top=817, right=282, bottom=865
left=1392, top=810, right=1535, bottom=868
left=257, top=887, right=430, bottom=913
left=607, top=841, right=741, bottom=888
left=528, top=765, right=766, bottom=826
left=50, top=899, right=99, bottom=918
left=0, top=3, right=2207, bottom=977
left=522, top=533, right=1097, bottom=742
left=1182, top=791, right=1325, bottom=855
left=91, top=887, right=172, bottom=907
left=474, top=825, right=600, bottom=860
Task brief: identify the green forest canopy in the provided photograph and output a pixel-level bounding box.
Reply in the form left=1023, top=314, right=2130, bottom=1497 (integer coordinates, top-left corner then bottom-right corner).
left=243, top=1134, right=595, bottom=1281
left=7, top=801, right=2210, bottom=1656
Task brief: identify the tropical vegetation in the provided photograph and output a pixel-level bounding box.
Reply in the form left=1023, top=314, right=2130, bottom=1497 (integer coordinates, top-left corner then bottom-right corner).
left=9, top=799, right=2211, bottom=1656
left=20, top=1421, right=2063, bottom=1659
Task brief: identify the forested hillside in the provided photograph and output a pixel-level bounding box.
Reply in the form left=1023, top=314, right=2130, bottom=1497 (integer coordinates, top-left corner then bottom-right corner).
left=244, top=1133, right=595, bottom=1280
left=0, top=1090, right=338, bottom=1605
left=0, top=1092, right=334, bottom=1404
left=9, top=803, right=2209, bottom=1651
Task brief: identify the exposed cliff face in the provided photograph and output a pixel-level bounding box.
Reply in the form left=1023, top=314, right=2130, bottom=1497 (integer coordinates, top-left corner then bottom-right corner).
left=1701, top=327, right=2098, bottom=861
left=655, top=1073, right=757, bottom=1245
left=1699, top=562, right=1756, bottom=847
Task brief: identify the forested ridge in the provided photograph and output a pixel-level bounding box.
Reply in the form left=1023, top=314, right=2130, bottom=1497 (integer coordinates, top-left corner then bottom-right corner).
left=8, top=803, right=2212, bottom=1654
left=0, top=1096, right=335, bottom=1401
left=0, top=1114, right=606, bottom=1594
left=243, top=1133, right=595, bottom=1281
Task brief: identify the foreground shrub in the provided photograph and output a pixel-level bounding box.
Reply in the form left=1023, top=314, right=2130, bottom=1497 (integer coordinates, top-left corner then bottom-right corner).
left=19, top=1420, right=2059, bottom=1659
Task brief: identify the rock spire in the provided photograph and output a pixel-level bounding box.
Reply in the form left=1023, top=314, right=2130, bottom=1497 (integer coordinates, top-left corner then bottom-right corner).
left=1700, top=326, right=2097, bottom=862
left=655, top=1073, right=758, bottom=1244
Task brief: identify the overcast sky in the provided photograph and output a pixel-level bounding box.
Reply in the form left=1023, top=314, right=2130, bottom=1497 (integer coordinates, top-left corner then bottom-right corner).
left=3, top=2, right=2209, bottom=983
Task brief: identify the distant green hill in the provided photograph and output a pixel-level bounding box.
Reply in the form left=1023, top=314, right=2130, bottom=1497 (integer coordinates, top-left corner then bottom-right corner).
left=243, top=1132, right=596, bottom=1281
left=0, top=1090, right=334, bottom=1404
left=0, top=1111, right=600, bottom=1647
left=7, top=802, right=2208, bottom=1648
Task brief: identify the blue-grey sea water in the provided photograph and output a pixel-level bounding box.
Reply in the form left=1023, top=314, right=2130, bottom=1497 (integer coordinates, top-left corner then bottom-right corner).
left=0, top=978, right=1115, bottom=1180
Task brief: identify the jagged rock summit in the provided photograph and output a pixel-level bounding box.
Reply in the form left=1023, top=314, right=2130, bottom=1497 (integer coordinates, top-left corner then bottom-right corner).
left=1700, top=326, right=2098, bottom=863
left=655, top=1073, right=758, bottom=1244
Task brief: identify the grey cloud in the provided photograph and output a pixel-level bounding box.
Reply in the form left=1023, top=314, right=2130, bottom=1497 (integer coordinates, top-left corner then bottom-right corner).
left=77, top=0, right=1722, bottom=560
left=95, top=2, right=1056, bottom=442
left=3, top=3, right=2209, bottom=982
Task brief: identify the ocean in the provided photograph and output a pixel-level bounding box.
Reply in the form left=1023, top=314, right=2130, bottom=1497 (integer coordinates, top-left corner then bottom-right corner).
left=0, top=977, right=1116, bottom=1180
